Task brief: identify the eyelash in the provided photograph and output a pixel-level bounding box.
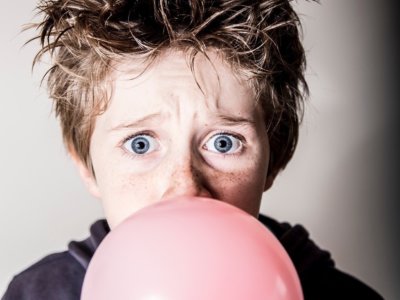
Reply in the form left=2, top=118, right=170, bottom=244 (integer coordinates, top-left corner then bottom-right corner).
left=121, top=131, right=154, bottom=145
left=210, top=131, right=245, bottom=143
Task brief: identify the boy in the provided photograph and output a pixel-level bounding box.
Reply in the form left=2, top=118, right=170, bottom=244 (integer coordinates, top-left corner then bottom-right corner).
left=3, top=0, right=384, bottom=299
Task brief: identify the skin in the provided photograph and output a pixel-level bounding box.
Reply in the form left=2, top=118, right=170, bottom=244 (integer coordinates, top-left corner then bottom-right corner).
left=73, top=50, right=275, bottom=229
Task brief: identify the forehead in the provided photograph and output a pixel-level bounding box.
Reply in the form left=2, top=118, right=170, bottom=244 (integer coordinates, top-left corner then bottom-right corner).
left=102, top=50, right=260, bottom=123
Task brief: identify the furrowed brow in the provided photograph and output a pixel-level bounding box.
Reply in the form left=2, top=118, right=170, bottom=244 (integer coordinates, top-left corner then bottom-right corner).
left=216, top=114, right=256, bottom=126
left=109, top=113, right=164, bottom=131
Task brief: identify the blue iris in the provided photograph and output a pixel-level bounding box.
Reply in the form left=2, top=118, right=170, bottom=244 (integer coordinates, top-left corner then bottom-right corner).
left=130, top=136, right=150, bottom=154
left=214, top=135, right=233, bottom=153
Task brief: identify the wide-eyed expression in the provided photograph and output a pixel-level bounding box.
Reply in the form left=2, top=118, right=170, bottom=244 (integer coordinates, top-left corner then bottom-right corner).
left=75, top=50, right=272, bottom=229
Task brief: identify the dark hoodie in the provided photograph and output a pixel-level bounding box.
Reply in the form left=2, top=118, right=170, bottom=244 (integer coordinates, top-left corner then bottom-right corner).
left=2, top=216, right=384, bottom=300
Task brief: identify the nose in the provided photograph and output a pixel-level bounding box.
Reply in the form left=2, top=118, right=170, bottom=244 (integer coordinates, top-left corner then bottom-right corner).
left=161, top=156, right=212, bottom=200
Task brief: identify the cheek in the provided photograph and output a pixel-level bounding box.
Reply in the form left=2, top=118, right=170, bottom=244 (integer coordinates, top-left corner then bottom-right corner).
left=210, top=163, right=268, bottom=216
left=98, top=172, right=157, bottom=228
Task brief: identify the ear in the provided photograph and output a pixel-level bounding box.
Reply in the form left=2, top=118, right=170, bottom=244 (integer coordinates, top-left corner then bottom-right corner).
left=263, top=149, right=278, bottom=191
left=264, top=165, right=278, bottom=192
left=68, top=146, right=101, bottom=199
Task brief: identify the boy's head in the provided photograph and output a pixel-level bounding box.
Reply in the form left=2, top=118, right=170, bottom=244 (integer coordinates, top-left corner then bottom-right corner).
left=33, top=0, right=308, bottom=227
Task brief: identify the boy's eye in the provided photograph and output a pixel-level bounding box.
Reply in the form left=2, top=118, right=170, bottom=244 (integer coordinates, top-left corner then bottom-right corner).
left=203, top=133, right=242, bottom=154
left=123, top=134, right=158, bottom=155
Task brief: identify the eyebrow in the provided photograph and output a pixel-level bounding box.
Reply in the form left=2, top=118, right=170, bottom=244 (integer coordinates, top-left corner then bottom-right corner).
left=109, top=113, right=164, bottom=131
left=216, top=114, right=256, bottom=126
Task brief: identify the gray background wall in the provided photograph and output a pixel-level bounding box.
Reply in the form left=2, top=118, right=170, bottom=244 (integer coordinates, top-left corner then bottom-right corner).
left=1, top=1, right=398, bottom=299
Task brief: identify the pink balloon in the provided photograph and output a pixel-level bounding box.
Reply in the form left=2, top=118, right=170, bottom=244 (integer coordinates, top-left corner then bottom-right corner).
left=81, top=197, right=303, bottom=300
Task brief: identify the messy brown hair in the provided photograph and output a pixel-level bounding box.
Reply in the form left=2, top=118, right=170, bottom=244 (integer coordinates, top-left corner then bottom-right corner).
left=31, top=0, right=309, bottom=176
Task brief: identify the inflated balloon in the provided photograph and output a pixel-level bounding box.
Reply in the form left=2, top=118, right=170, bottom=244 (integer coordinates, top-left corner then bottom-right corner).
left=81, top=197, right=303, bottom=300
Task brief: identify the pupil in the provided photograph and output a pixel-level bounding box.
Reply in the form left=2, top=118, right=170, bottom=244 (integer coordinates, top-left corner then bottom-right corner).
left=214, top=136, right=232, bottom=153
left=131, top=137, right=150, bottom=154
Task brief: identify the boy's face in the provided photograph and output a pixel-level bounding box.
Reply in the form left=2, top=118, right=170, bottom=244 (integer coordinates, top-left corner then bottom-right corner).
left=76, top=50, right=274, bottom=229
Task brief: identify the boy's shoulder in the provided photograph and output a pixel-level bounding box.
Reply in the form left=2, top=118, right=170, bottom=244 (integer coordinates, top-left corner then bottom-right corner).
left=2, top=251, right=85, bottom=300
left=259, top=214, right=384, bottom=300
left=3, top=219, right=109, bottom=300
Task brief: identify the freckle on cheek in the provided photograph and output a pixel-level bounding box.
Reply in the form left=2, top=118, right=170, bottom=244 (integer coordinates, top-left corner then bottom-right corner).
left=119, top=175, right=139, bottom=191
left=214, top=171, right=249, bottom=196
